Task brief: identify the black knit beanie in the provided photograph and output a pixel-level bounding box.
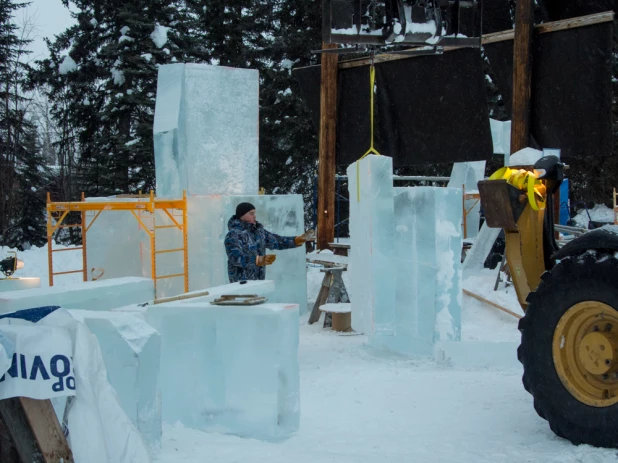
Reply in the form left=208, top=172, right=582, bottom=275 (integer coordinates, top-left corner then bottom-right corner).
left=236, top=202, right=255, bottom=219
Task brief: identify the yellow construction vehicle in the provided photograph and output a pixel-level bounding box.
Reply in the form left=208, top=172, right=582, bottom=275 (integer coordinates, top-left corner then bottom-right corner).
left=479, top=155, right=618, bottom=448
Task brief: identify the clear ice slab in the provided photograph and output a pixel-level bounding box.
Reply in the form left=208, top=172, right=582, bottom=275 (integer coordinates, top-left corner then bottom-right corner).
left=346, top=155, right=396, bottom=335
left=0, top=277, right=154, bottom=314
left=69, top=310, right=162, bottom=450
left=153, top=64, right=259, bottom=197
left=448, top=161, right=486, bottom=239
left=385, top=187, right=463, bottom=356
left=146, top=302, right=300, bottom=441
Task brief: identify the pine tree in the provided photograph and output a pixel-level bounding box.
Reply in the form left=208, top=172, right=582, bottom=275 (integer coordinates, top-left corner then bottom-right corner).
left=34, top=0, right=210, bottom=197
left=12, top=122, right=50, bottom=249
left=0, top=0, right=39, bottom=248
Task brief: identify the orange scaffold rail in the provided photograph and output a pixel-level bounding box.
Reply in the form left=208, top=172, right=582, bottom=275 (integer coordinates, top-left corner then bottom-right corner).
left=46, top=190, right=189, bottom=298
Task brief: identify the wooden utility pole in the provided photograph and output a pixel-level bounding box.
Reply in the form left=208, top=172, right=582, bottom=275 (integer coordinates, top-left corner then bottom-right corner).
left=510, top=0, right=535, bottom=153
left=317, top=42, right=338, bottom=250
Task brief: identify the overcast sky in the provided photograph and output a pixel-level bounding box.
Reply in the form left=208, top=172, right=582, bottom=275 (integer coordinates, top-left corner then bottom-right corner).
left=23, top=0, right=76, bottom=62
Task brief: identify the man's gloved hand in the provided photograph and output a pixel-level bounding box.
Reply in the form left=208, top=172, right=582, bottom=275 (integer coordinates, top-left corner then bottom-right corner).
left=256, top=255, right=277, bottom=266
left=294, top=229, right=316, bottom=246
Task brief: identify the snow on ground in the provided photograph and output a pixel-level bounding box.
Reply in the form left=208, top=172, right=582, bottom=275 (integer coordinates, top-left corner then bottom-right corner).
left=0, top=244, right=83, bottom=287
left=5, top=245, right=618, bottom=462
left=572, top=204, right=614, bottom=228
left=156, top=315, right=617, bottom=463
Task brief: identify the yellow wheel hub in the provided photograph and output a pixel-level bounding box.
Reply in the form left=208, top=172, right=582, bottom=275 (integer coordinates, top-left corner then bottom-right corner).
left=553, top=301, right=618, bottom=407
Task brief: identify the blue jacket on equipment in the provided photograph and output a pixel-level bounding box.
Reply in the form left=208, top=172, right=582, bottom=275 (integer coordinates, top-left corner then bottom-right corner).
left=224, top=216, right=297, bottom=283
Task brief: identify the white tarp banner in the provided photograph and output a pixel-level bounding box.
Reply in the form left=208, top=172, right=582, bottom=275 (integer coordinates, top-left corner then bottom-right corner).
left=0, top=306, right=150, bottom=463
left=0, top=324, right=75, bottom=400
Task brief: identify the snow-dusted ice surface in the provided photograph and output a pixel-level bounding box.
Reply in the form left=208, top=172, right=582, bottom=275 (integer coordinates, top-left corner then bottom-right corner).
left=153, top=64, right=259, bottom=197
left=347, top=155, right=396, bottom=336
left=0, top=277, right=154, bottom=313
left=69, top=310, right=162, bottom=451
left=146, top=302, right=300, bottom=442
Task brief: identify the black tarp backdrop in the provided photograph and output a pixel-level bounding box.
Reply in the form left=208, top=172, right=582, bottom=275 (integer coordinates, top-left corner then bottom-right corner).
left=484, top=21, right=614, bottom=158
left=293, top=48, right=494, bottom=167
left=295, top=0, right=616, bottom=167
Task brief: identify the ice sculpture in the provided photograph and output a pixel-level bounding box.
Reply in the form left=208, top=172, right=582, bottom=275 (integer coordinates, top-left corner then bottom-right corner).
left=69, top=310, right=161, bottom=450
left=346, top=155, right=396, bottom=335
left=146, top=302, right=300, bottom=441
left=448, top=161, right=485, bottom=239
left=153, top=64, right=259, bottom=197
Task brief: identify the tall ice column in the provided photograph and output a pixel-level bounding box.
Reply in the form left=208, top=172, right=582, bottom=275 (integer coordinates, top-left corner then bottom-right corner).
left=347, top=155, right=396, bottom=335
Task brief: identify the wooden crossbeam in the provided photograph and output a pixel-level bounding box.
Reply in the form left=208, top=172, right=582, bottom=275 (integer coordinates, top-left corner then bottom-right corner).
left=302, top=11, right=615, bottom=70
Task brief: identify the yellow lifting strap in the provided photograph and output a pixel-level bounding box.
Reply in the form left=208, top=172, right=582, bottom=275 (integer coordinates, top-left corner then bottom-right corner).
left=356, top=64, right=381, bottom=201
left=489, top=166, right=546, bottom=211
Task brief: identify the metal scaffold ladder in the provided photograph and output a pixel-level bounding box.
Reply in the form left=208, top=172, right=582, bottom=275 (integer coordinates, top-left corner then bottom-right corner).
left=46, top=190, right=189, bottom=298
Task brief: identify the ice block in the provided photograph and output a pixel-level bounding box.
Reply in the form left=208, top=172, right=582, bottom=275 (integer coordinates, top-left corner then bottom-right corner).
left=346, top=155, right=396, bottom=335
left=0, top=278, right=40, bottom=292
left=69, top=310, right=161, bottom=450
left=0, top=278, right=154, bottom=314
left=386, top=187, right=462, bottom=356
left=85, top=198, right=151, bottom=283
left=147, top=301, right=300, bottom=441
left=153, top=64, right=260, bottom=197
left=448, top=161, right=485, bottom=239
left=227, top=195, right=306, bottom=313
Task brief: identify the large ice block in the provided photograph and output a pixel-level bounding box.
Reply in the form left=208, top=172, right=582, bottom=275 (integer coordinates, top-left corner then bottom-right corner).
left=0, top=277, right=154, bottom=313
left=347, top=155, right=396, bottom=335
left=448, top=161, right=485, bottom=239
left=186, top=194, right=307, bottom=312
left=381, top=187, right=462, bottom=356
left=147, top=302, right=299, bottom=441
left=69, top=310, right=161, bottom=450
left=85, top=197, right=151, bottom=283
left=153, top=64, right=259, bottom=197
left=227, top=195, right=306, bottom=312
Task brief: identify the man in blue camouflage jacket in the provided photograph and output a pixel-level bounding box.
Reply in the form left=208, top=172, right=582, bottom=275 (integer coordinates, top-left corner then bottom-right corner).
left=224, top=202, right=315, bottom=283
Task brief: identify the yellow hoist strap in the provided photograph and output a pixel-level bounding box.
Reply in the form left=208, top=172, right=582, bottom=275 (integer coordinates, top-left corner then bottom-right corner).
left=489, top=167, right=546, bottom=211
left=356, top=64, right=381, bottom=202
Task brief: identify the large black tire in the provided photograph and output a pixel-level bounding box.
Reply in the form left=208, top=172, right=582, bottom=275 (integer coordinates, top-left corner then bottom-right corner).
left=518, top=250, right=618, bottom=448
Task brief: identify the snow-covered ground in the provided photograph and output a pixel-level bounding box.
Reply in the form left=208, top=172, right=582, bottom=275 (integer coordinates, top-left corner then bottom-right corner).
left=3, top=245, right=617, bottom=462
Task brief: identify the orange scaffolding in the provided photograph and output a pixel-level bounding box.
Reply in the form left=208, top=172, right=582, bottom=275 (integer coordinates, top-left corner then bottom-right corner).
left=46, top=190, right=189, bottom=297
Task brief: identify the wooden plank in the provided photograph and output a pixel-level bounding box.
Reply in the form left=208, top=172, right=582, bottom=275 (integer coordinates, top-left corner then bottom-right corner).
left=510, top=0, right=535, bottom=153
left=482, top=11, right=614, bottom=45
left=0, top=397, right=74, bottom=463
left=463, top=289, right=522, bottom=319
left=317, top=41, right=338, bottom=250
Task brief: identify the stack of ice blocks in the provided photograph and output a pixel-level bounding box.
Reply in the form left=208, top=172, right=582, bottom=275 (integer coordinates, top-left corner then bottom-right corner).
left=87, top=63, right=307, bottom=309
left=146, top=301, right=300, bottom=441
left=346, top=155, right=463, bottom=356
